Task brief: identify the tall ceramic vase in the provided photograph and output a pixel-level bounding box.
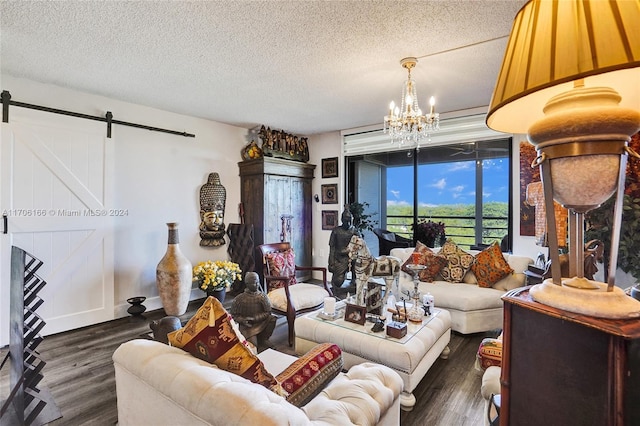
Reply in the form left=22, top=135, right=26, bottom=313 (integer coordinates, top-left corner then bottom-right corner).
left=156, top=222, right=192, bottom=316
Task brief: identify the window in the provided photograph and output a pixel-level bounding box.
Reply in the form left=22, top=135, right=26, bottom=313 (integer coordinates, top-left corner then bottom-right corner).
left=344, top=117, right=512, bottom=252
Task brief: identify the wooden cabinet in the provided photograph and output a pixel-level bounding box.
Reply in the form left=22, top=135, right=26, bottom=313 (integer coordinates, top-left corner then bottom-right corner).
left=238, top=157, right=315, bottom=279
left=501, top=287, right=640, bottom=426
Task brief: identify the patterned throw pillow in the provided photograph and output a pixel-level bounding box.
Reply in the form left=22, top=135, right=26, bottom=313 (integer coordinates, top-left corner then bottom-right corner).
left=401, top=241, right=448, bottom=282
left=265, top=248, right=296, bottom=291
left=477, top=334, right=503, bottom=370
left=276, top=343, right=343, bottom=407
left=439, top=239, right=475, bottom=283
left=167, top=296, right=285, bottom=395
left=471, top=242, right=514, bottom=288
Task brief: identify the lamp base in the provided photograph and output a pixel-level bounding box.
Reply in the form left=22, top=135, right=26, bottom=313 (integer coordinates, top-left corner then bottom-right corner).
left=530, top=279, right=640, bottom=319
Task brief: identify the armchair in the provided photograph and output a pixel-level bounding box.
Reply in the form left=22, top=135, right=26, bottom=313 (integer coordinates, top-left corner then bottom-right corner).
left=257, top=242, right=332, bottom=346
left=373, top=228, right=412, bottom=255
left=476, top=333, right=503, bottom=426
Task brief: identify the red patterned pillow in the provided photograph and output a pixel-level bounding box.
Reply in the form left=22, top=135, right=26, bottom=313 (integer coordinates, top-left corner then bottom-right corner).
left=477, top=335, right=503, bottom=370
left=167, top=297, right=284, bottom=395
left=471, top=242, right=514, bottom=288
left=276, top=343, right=343, bottom=407
left=401, top=242, right=447, bottom=282
left=265, top=249, right=296, bottom=291
left=439, top=239, right=475, bottom=283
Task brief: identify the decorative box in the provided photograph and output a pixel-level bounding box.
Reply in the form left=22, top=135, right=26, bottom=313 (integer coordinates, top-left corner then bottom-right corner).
left=386, top=321, right=407, bottom=338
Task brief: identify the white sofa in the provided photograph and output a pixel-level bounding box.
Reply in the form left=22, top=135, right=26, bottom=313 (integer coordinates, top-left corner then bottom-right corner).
left=113, top=339, right=403, bottom=426
left=390, top=247, right=533, bottom=334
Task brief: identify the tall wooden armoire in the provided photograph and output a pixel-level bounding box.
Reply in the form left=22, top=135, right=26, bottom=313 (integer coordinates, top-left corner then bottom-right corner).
left=501, top=287, right=640, bottom=426
left=238, top=157, right=315, bottom=281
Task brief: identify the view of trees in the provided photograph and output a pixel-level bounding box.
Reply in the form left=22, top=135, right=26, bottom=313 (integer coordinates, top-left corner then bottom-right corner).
left=385, top=201, right=508, bottom=248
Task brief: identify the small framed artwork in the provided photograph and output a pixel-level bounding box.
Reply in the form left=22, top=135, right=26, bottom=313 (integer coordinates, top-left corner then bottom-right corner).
left=322, top=210, right=338, bottom=230
left=322, top=157, right=339, bottom=178
left=321, top=183, right=338, bottom=204
left=344, top=302, right=367, bottom=325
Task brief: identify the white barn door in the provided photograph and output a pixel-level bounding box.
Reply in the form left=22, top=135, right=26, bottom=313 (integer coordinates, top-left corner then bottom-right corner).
left=1, top=108, right=114, bottom=345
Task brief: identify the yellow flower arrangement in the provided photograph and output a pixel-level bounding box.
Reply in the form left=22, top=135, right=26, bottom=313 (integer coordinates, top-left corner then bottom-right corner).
left=193, top=260, right=242, bottom=292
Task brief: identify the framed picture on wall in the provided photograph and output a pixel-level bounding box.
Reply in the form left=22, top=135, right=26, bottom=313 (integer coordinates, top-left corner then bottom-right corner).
left=322, top=210, right=338, bottom=230
left=322, top=157, right=338, bottom=178
left=321, top=184, right=338, bottom=204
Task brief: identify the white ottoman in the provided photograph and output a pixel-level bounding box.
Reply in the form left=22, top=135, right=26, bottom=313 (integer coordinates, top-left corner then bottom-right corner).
left=295, top=308, right=452, bottom=410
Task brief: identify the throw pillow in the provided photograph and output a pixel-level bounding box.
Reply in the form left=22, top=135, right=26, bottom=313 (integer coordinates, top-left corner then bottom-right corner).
left=265, top=248, right=296, bottom=291
left=276, top=343, right=343, bottom=407
left=439, top=239, right=475, bottom=283
left=401, top=242, right=448, bottom=282
left=167, top=296, right=285, bottom=395
left=477, top=335, right=503, bottom=370
left=471, top=242, right=514, bottom=288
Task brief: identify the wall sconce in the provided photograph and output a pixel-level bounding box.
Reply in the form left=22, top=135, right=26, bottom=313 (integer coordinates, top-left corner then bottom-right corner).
left=486, top=0, right=640, bottom=318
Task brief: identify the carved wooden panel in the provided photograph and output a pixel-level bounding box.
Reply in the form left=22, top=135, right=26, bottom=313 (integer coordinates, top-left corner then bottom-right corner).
left=226, top=223, right=255, bottom=293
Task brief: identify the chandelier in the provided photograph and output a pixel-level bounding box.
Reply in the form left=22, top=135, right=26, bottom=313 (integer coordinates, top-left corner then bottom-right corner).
left=383, top=57, right=440, bottom=149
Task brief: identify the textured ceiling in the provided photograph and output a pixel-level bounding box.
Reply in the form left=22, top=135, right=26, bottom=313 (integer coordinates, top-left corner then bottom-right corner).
left=0, top=1, right=527, bottom=135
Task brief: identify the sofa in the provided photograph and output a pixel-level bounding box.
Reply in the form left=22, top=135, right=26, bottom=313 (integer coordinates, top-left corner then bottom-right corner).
left=390, top=242, right=533, bottom=334
left=113, top=339, right=403, bottom=425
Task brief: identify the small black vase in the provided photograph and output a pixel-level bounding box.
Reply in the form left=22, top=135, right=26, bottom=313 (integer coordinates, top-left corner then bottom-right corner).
left=206, top=288, right=226, bottom=303
left=127, top=296, right=147, bottom=317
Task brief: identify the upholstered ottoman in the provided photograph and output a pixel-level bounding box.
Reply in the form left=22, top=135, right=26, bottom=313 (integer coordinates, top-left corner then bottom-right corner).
left=295, top=307, right=452, bottom=410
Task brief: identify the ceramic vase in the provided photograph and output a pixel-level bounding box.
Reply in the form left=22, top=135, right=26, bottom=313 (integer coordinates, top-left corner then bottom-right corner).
left=156, top=222, right=192, bottom=316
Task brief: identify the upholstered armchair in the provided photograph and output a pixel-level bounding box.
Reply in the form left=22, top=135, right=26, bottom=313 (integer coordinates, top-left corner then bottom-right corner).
left=476, top=332, right=503, bottom=372
left=476, top=333, right=503, bottom=426
left=257, top=242, right=332, bottom=346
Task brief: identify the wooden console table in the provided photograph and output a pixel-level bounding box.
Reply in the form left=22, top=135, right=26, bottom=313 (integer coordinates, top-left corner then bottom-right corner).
left=501, top=287, right=640, bottom=426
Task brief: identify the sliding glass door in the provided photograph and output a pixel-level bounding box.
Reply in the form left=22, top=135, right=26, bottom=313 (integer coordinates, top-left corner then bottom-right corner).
left=346, top=138, right=512, bottom=253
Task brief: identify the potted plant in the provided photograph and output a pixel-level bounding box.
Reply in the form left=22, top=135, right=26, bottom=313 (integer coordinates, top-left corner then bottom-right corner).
left=412, top=219, right=446, bottom=248
left=348, top=202, right=378, bottom=236
left=192, top=260, right=242, bottom=303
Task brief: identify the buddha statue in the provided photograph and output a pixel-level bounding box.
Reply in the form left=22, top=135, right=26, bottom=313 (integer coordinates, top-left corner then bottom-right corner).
left=328, top=208, right=357, bottom=294
left=199, top=172, right=226, bottom=246
left=230, top=272, right=276, bottom=349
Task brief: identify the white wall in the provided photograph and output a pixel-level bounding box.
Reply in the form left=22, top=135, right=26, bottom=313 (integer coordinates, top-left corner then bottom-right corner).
left=307, top=131, right=342, bottom=274
left=1, top=75, right=250, bottom=319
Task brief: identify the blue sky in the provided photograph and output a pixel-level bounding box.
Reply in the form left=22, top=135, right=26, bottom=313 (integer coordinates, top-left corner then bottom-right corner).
left=387, top=159, right=509, bottom=206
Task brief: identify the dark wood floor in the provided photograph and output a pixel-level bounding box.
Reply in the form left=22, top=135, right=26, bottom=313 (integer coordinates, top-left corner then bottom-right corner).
left=1, top=296, right=492, bottom=425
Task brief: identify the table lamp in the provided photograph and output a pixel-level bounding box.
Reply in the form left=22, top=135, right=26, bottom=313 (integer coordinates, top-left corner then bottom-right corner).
left=486, top=0, right=640, bottom=318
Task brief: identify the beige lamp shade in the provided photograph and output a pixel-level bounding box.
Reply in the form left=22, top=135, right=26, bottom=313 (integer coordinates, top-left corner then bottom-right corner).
left=485, top=0, right=640, bottom=318
left=486, top=0, right=640, bottom=134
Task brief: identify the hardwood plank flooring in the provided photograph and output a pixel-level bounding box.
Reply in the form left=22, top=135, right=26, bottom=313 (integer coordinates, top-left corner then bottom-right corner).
left=1, top=296, right=493, bottom=425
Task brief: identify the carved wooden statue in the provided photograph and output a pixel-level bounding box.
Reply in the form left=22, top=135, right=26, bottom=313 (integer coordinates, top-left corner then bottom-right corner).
left=199, top=172, right=226, bottom=247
